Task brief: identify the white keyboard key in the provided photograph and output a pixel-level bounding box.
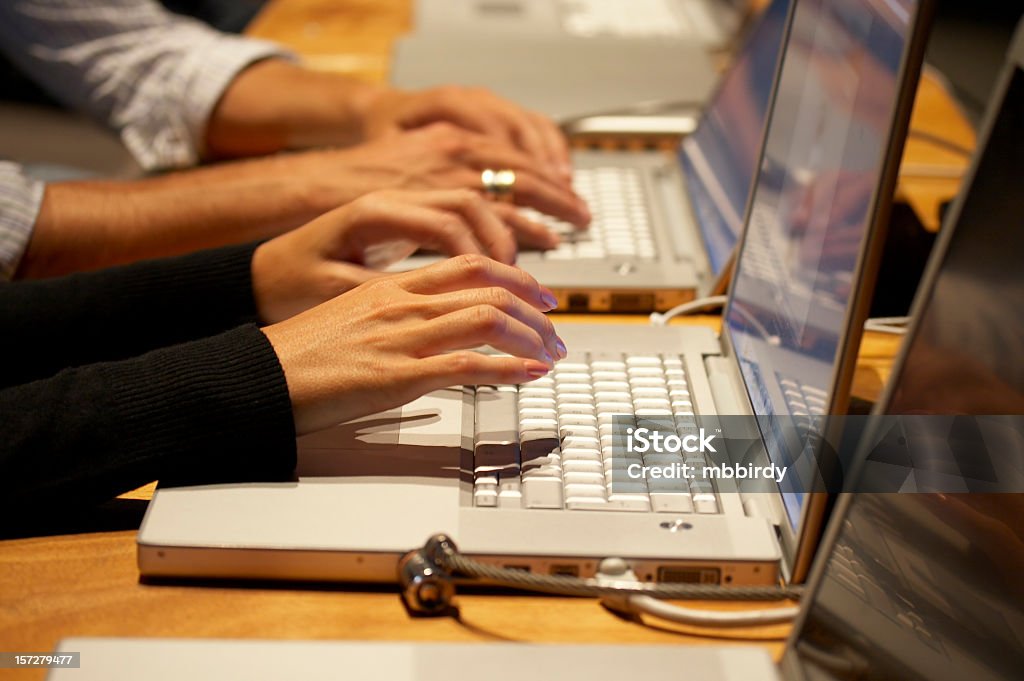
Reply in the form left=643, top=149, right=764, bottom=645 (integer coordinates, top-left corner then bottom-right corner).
left=559, top=413, right=597, bottom=427
left=519, top=387, right=555, bottom=399
left=626, top=356, right=662, bottom=367
left=555, top=372, right=591, bottom=383
left=519, top=396, right=556, bottom=409
left=651, top=492, right=694, bottom=513
left=630, top=377, right=668, bottom=388
left=632, top=386, right=670, bottom=398
left=557, top=393, right=595, bottom=405
left=564, top=483, right=606, bottom=499
left=553, top=362, right=590, bottom=373
left=560, top=424, right=599, bottom=439
left=606, top=494, right=652, bottom=511
left=596, top=406, right=635, bottom=421
left=557, top=383, right=593, bottom=394
left=591, top=360, right=627, bottom=371
left=523, top=477, right=564, bottom=509
left=636, top=408, right=673, bottom=417
left=593, top=380, right=630, bottom=392
left=633, top=398, right=671, bottom=410
left=595, top=390, right=633, bottom=403
left=520, top=417, right=559, bottom=431
left=497, top=479, right=522, bottom=508
left=693, top=493, right=719, bottom=514
left=564, top=471, right=606, bottom=486
left=591, top=370, right=628, bottom=382
left=627, top=367, right=665, bottom=377
left=474, top=483, right=498, bottom=507
left=562, top=459, right=604, bottom=475
left=520, top=407, right=557, bottom=419
left=563, top=435, right=600, bottom=449
left=558, top=404, right=596, bottom=418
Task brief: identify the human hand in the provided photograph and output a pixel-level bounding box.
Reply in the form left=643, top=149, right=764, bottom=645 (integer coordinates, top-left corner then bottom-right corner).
left=303, top=123, right=590, bottom=242
left=261, top=255, right=566, bottom=434
left=252, top=189, right=522, bottom=323
left=358, top=85, right=572, bottom=181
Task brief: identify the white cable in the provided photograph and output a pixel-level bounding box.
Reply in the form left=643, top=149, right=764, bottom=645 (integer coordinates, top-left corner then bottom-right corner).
left=650, top=295, right=729, bottom=326
left=604, top=594, right=800, bottom=627
left=864, top=316, right=911, bottom=335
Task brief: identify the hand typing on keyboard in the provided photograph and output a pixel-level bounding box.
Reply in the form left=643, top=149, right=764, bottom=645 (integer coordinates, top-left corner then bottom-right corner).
left=520, top=167, right=657, bottom=261
left=261, top=255, right=566, bottom=435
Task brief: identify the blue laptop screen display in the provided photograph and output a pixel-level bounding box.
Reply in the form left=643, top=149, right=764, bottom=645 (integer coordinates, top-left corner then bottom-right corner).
left=725, top=0, right=916, bottom=528
left=679, top=0, right=790, bottom=276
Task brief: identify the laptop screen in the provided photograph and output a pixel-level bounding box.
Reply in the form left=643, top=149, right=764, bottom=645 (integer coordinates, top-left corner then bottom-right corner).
left=679, top=0, right=790, bottom=276
left=783, top=41, right=1024, bottom=679
left=723, top=0, right=919, bottom=529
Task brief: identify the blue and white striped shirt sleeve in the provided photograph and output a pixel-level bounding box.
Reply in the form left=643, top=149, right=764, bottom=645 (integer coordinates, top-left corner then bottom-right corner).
left=0, top=0, right=292, bottom=171
left=0, top=163, right=45, bottom=281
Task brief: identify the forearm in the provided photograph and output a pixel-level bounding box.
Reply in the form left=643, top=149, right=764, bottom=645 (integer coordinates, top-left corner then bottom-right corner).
left=17, top=163, right=329, bottom=279
left=2, top=242, right=262, bottom=387
left=205, top=59, right=385, bottom=158
left=0, top=325, right=296, bottom=522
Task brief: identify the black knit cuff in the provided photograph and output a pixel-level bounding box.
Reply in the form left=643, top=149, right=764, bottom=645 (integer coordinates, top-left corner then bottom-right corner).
left=103, top=323, right=296, bottom=484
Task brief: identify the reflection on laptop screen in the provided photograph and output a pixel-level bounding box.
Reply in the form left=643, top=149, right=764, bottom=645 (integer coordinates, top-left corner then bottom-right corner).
left=725, top=0, right=917, bottom=528
left=791, top=493, right=1024, bottom=681
left=680, top=0, right=790, bottom=275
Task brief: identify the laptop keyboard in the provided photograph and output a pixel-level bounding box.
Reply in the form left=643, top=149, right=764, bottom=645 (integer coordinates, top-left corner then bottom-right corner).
left=559, top=0, right=689, bottom=38
left=522, top=166, right=658, bottom=261
left=472, top=353, right=720, bottom=513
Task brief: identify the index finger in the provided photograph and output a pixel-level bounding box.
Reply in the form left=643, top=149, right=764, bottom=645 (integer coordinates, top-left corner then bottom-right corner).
left=394, top=254, right=558, bottom=311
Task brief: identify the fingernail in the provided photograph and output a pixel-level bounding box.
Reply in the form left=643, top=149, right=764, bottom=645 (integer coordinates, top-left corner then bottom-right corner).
left=540, top=290, right=558, bottom=310
left=525, top=361, right=551, bottom=378
left=555, top=337, right=567, bottom=359
left=542, top=350, right=555, bottom=366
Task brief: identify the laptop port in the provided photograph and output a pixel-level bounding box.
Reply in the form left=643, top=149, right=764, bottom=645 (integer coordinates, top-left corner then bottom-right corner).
left=610, top=293, right=655, bottom=311
left=503, top=564, right=531, bottom=573
left=567, top=293, right=590, bottom=311
left=656, top=567, right=721, bottom=584
left=549, top=564, right=579, bottom=577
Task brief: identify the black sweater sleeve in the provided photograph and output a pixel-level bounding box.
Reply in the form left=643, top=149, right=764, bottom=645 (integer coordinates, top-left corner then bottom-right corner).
left=0, top=241, right=263, bottom=388
left=0, top=324, right=297, bottom=520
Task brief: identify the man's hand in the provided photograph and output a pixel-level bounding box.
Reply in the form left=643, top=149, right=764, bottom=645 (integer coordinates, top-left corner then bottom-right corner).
left=209, top=60, right=573, bottom=178
left=261, top=255, right=566, bottom=435
left=358, top=85, right=572, bottom=181
left=252, top=189, right=521, bottom=324
left=304, top=123, right=591, bottom=240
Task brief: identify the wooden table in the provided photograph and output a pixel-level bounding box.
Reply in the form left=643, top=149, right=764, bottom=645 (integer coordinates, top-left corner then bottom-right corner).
left=0, top=315, right=899, bottom=681
left=0, top=3, right=924, bottom=676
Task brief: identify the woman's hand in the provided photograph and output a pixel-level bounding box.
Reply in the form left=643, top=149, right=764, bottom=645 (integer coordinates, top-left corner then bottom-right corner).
left=252, top=189, right=522, bottom=323
left=261, top=255, right=566, bottom=435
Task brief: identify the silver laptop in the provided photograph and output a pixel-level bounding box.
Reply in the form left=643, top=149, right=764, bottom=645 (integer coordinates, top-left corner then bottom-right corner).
left=137, top=0, right=930, bottom=589
left=395, top=0, right=792, bottom=314
left=410, top=0, right=751, bottom=50
left=391, top=0, right=746, bottom=120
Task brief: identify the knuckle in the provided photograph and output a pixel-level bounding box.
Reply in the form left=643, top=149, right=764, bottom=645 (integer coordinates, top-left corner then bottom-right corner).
left=487, top=286, right=516, bottom=310
left=452, top=188, right=480, bottom=210
left=453, top=252, right=492, bottom=279
left=471, top=305, right=507, bottom=337
left=444, top=351, right=479, bottom=376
